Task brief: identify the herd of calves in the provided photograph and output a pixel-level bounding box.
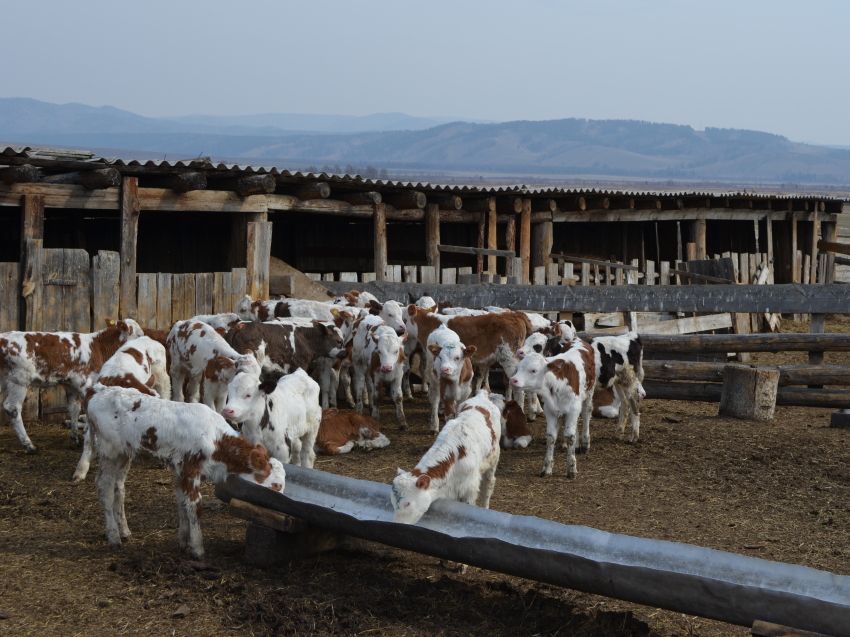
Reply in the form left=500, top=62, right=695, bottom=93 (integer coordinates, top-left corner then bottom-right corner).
left=0, top=290, right=645, bottom=559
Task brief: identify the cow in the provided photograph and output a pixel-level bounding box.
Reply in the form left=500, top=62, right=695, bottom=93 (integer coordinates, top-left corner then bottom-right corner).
left=222, top=367, right=321, bottom=468
left=0, top=318, right=144, bottom=452
left=500, top=399, right=533, bottom=449
left=315, top=408, right=390, bottom=455
left=351, top=314, right=408, bottom=430
left=72, top=336, right=170, bottom=484
left=87, top=384, right=285, bottom=559
left=391, top=389, right=501, bottom=525
left=226, top=320, right=344, bottom=380
left=424, top=325, right=476, bottom=434
left=509, top=338, right=597, bottom=479
left=590, top=332, right=646, bottom=443
left=234, top=295, right=285, bottom=322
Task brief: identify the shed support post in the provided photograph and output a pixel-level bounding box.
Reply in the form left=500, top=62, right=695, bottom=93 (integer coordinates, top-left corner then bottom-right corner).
left=119, top=177, right=140, bottom=320
left=694, top=219, right=707, bottom=260
left=505, top=215, right=516, bottom=278
left=246, top=218, right=271, bottom=299
left=766, top=217, right=775, bottom=284
left=487, top=198, right=497, bottom=273
left=520, top=199, right=531, bottom=284
left=810, top=219, right=838, bottom=371
left=531, top=220, right=553, bottom=275
left=374, top=202, right=387, bottom=282
left=425, top=203, right=440, bottom=279
left=790, top=217, right=799, bottom=283
left=476, top=210, right=486, bottom=278
left=20, top=194, right=44, bottom=330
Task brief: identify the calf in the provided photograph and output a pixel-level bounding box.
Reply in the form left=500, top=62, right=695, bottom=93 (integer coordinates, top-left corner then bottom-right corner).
left=425, top=325, right=476, bottom=434
left=0, top=318, right=143, bottom=452
left=226, top=320, right=343, bottom=379
left=500, top=399, right=533, bottom=449
left=509, top=338, right=597, bottom=478
left=591, top=332, right=646, bottom=443
left=72, top=336, right=170, bottom=483
left=316, top=408, right=390, bottom=455
left=222, top=367, right=321, bottom=468
left=365, top=299, right=406, bottom=335
left=234, top=295, right=285, bottom=322
left=191, top=312, right=242, bottom=333
left=351, top=314, right=408, bottom=430
left=87, top=384, right=285, bottom=559
left=391, top=389, right=501, bottom=525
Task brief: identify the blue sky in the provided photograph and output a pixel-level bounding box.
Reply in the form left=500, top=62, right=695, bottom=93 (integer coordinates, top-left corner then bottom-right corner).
left=3, top=0, right=848, bottom=144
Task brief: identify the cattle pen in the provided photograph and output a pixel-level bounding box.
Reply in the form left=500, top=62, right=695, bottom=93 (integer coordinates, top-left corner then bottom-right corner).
left=3, top=145, right=850, bottom=637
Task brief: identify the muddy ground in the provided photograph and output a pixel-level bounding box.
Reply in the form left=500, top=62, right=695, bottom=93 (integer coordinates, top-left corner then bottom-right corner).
left=0, top=318, right=849, bottom=637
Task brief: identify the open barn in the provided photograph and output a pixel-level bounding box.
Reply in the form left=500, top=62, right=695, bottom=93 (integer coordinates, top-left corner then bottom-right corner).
left=2, top=145, right=850, bottom=637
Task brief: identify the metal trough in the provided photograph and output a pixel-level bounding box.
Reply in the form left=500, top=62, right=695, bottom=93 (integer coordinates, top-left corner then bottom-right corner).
left=216, top=466, right=850, bottom=636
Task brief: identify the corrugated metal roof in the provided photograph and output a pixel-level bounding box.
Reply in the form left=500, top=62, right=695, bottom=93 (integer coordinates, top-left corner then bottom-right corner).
left=2, top=145, right=847, bottom=201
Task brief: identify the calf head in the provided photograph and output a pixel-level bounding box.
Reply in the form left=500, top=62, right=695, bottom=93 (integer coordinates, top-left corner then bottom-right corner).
left=215, top=437, right=285, bottom=492
left=234, top=294, right=255, bottom=322
left=236, top=351, right=262, bottom=377
left=371, top=329, right=407, bottom=374
left=391, top=469, right=434, bottom=525
left=516, top=333, right=548, bottom=360
left=428, top=342, right=476, bottom=379
left=369, top=299, right=406, bottom=335
left=509, top=352, right=550, bottom=392
left=313, top=322, right=345, bottom=356
left=222, top=372, right=277, bottom=422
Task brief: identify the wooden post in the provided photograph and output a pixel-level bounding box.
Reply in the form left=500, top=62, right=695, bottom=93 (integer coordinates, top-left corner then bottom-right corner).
left=645, top=260, right=655, bottom=286
left=718, top=365, right=779, bottom=421
left=766, top=218, right=775, bottom=284
left=246, top=221, right=272, bottom=299
left=487, top=198, right=497, bottom=273
left=425, top=203, right=440, bottom=276
left=810, top=220, right=838, bottom=369
left=659, top=261, right=670, bottom=286
left=520, top=199, right=531, bottom=284
left=195, top=272, right=213, bottom=315
left=20, top=194, right=44, bottom=331
left=213, top=271, right=233, bottom=314
left=531, top=220, right=553, bottom=276
left=686, top=242, right=697, bottom=262
left=92, top=251, right=120, bottom=328
left=119, top=177, right=140, bottom=319
left=373, top=202, right=387, bottom=282
left=476, top=211, right=486, bottom=276
left=791, top=218, right=799, bottom=283
left=505, top=215, right=516, bottom=278
left=694, top=219, right=707, bottom=260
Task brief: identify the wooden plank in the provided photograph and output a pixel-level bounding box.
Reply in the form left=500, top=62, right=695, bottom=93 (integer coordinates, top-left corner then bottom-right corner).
left=0, top=263, right=20, bottom=332
left=119, top=177, right=139, bottom=320
left=231, top=268, right=247, bottom=309
left=64, top=250, right=90, bottom=332
left=156, top=272, right=173, bottom=330
left=811, top=222, right=839, bottom=370
left=420, top=266, right=437, bottom=284
left=0, top=183, right=120, bottom=209
left=268, top=257, right=333, bottom=302
left=139, top=187, right=268, bottom=213
left=213, top=271, right=232, bottom=314
left=246, top=221, right=272, bottom=299
left=550, top=253, right=639, bottom=270
left=531, top=220, right=553, bottom=275
left=172, top=273, right=196, bottom=322
left=195, top=272, right=213, bottom=315
left=403, top=266, right=417, bottom=283
left=669, top=269, right=735, bottom=284
left=520, top=199, right=531, bottom=284
left=136, top=273, right=158, bottom=329
left=644, top=361, right=850, bottom=387
left=339, top=272, right=358, bottom=283
left=505, top=215, right=516, bottom=278
left=374, top=202, right=387, bottom=282
left=228, top=498, right=309, bottom=534
left=361, top=272, right=376, bottom=283
left=585, top=313, right=732, bottom=336
left=438, top=244, right=516, bottom=258
left=23, top=239, right=43, bottom=331
left=39, top=249, right=67, bottom=423
left=487, top=198, right=497, bottom=273
left=21, top=194, right=44, bottom=260
left=642, top=332, right=850, bottom=353
left=752, top=619, right=833, bottom=637
left=441, top=268, right=457, bottom=285
left=817, top=239, right=850, bottom=257
left=425, top=203, right=440, bottom=275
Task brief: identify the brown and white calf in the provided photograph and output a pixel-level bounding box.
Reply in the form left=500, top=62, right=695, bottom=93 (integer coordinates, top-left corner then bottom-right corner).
left=500, top=399, right=533, bottom=449
left=425, top=325, right=476, bottom=434
left=315, top=408, right=390, bottom=455
left=0, top=318, right=144, bottom=452
left=87, top=384, right=285, bottom=559
left=590, top=332, right=646, bottom=443
left=392, top=389, right=501, bottom=524
left=72, top=336, right=171, bottom=483
left=351, top=314, right=408, bottom=430
left=406, top=304, right=532, bottom=402
left=509, top=338, right=597, bottom=478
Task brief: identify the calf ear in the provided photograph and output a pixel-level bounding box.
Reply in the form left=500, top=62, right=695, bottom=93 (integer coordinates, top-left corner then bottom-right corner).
left=415, top=475, right=431, bottom=490
left=214, top=327, right=227, bottom=337
left=249, top=449, right=268, bottom=471
left=546, top=359, right=565, bottom=373
left=258, top=381, right=277, bottom=394
left=117, top=320, right=129, bottom=332
left=245, top=348, right=253, bottom=355
left=396, top=467, right=405, bottom=476
left=427, top=343, right=442, bottom=357
left=322, top=408, right=339, bottom=419
left=368, top=299, right=383, bottom=314
left=463, top=345, right=477, bottom=358
left=105, top=318, right=117, bottom=328
left=408, top=292, right=416, bottom=304
left=400, top=333, right=409, bottom=344
left=407, top=304, right=418, bottom=317
left=234, top=322, right=246, bottom=331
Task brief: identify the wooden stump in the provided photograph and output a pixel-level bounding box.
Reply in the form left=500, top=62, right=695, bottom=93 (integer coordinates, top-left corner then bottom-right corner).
left=718, top=365, right=779, bottom=421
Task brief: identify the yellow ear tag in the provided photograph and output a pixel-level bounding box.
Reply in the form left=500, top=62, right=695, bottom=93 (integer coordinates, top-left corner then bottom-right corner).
left=429, top=306, right=436, bottom=312
left=332, top=309, right=339, bottom=315
left=109, top=320, right=116, bottom=325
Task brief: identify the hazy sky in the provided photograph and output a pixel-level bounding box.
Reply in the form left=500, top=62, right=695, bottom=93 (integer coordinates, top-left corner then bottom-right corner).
left=4, top=0, right=849, bottom=144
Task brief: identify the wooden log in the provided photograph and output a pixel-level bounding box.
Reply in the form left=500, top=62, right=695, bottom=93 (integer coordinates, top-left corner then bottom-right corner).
left=531, top=199, right=557, bottom=213
left=669, top=269, right=735, bottom=284
left=231, top=268, right=247, bottom=307
left=751, top=619, right=832, bottom=637
left=40, top=167, right=121, bottom=190
left=477, top=211, right=486, bottom=276
left=294, top=182, right=330, bottom=200
left=119, top=177, right=139, bottom=320
left=531, top=221, right=553, bottom=272
left=436, top=195, right=462, bottom=211
left=0, top=263, right=21, bottom=332
left=718, top=365, right=779, bottom=420
left=246, top=221, right=272, bottom=299
left=810, top=221, right=839, bottom=372
left=384, top=264, right=401, bottom=283
left=644, top=361, right=850, bottom=387
left=776, top=387, right=850, bottom=409
left=438, top=245, right=515, bottom=257
left=217, top=174, right=276, bottom=196
left=228, top=498, right=309, bottom=533
left=171, top=273, right=196, bottom=322
left=441, top=268, right=457, bottom=285
left=460, top=198, right=491, bottom=213
left=145, top=172, right=207, bottom=193
left=817, top=239, right=850, bottom=256
left=374, top=202, right=387, bottom=282
left=520, top=199, right=531, bottom=284
left=21, top=194, right=44, bottom=261
left=643, top=333, right=850, bottom=353
left=384, top=190, right=426, bottom=210
left=553, top=255, right=638, bottom=270
left=420, top=266, right=437, bottom=284
left=91, top=251, right=121, bottom=328
left=580, top=262, right=590, bottom=286
left=425, top=204, right=440, bottom=274
left=338, top=272, right=358, bottom=283
left=136, top=273, right=158, bottom=328
left=498, top=196, right=523, bottom=214
left=403, top=265, right=417, bottom=283
left=487, top=198, right=498, bottom=274
left=0, top=164, right=39, bottom=184
left=694, top=219, right=707, bottom=260
left=341, top=191, right=381, bottom=205
left=195, top=272, right=213, bottom=315
left=213, top=271, right=233, bottom=314
left=156, top=273, right=173, bottom=329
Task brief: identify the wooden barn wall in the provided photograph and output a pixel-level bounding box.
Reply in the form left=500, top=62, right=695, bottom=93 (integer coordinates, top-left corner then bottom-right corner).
left=706, top=220, right=757, bottom=257
left=551, top=221, right=654, bottom=265
left=136, top=211, right=231, bottom=273
left=43, top=209, right=119, bottom=255
left=0, top=206, right=22, bottom=262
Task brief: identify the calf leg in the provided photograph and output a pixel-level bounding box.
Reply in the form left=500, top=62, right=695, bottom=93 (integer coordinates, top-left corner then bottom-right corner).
left=300, top=432, right=317, bottom=468
left=95, top=455, right=129, bottom=550
left=72, top=425, right=96, bottom=483
left=401, top=357, right=413, bottom=400
left=390, top=377, right=407, bottom=431
left=2, top=382, right=37, bottom=453
left=577, top=393, right=593, bottom=454
left=367, top=376, right=381, bottom=421
left=338, top=364, right=355, bottom=408
left=66, top=387, right=83, bottom=444
left=114, top=456, right=132, bottom=541
left=352, top=366, right=366, bottom=415
left=612, top=383, right=629, bottom=440
left=627, top=387, right=642, bottom=443
left=175, top=468, right=204, bottom=559
left=170, top=362, right=187, bottom=402
left=427, top=372, right=441, bottom=434
left=540, top=411, right=560, bottom=478
left=479, top=461, right=499, bottom=509
left=562, top=409, right=580, bottom=479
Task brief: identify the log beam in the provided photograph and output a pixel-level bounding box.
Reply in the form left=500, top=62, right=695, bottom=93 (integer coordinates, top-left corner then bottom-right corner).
left=341, top=191, right=381, bottom=205
left=216, top=174, right=276, bottom=196
left=644, top=360, right=850, bottom=387
left=487, top=198, right=497, bottom=273
left=438, top=245, right=515, bottom=257
left=145, top=172, right=208, bottom=193
left=425, top=203, right=440, bottom=275
left=437, top=195, right=462, bottom=211
left=41, top=167, right=121, bottom=190
left=119, top=177, right=140, bottom=319
left=384, top=190, right=426, bottom=210
left=0, top=164, right=39, bottom=184
left=520, top=199, right=531, bottom=284
left=294, top=182, right=330, bottom=200
left=531, top=220, right=553, bottom=274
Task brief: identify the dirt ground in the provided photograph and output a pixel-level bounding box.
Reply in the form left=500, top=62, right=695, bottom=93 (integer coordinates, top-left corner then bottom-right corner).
left=1, top=318, right=849, bottom=637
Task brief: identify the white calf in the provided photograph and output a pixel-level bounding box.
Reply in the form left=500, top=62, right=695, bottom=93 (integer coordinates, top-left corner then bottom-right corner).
left=351, top=315, right=408, bottom=430
left=391, top=389, right=501, bottom=525
left=88, top=385, right=285, bottom=559
left=591, top=332, right=646, bottom=443
left=425, top=325, right=476, bottom=434
left=222, top=367, right=322, bottom=468
left=509, top=338, right=596, bottom=479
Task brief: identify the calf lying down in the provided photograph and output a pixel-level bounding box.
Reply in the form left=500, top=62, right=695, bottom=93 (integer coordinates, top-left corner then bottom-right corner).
left=315, top=408, right=390, bottom=455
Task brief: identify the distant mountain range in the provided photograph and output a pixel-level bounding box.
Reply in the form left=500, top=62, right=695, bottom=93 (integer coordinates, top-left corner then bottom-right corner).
left=2, top=98, right=850, bottom=183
